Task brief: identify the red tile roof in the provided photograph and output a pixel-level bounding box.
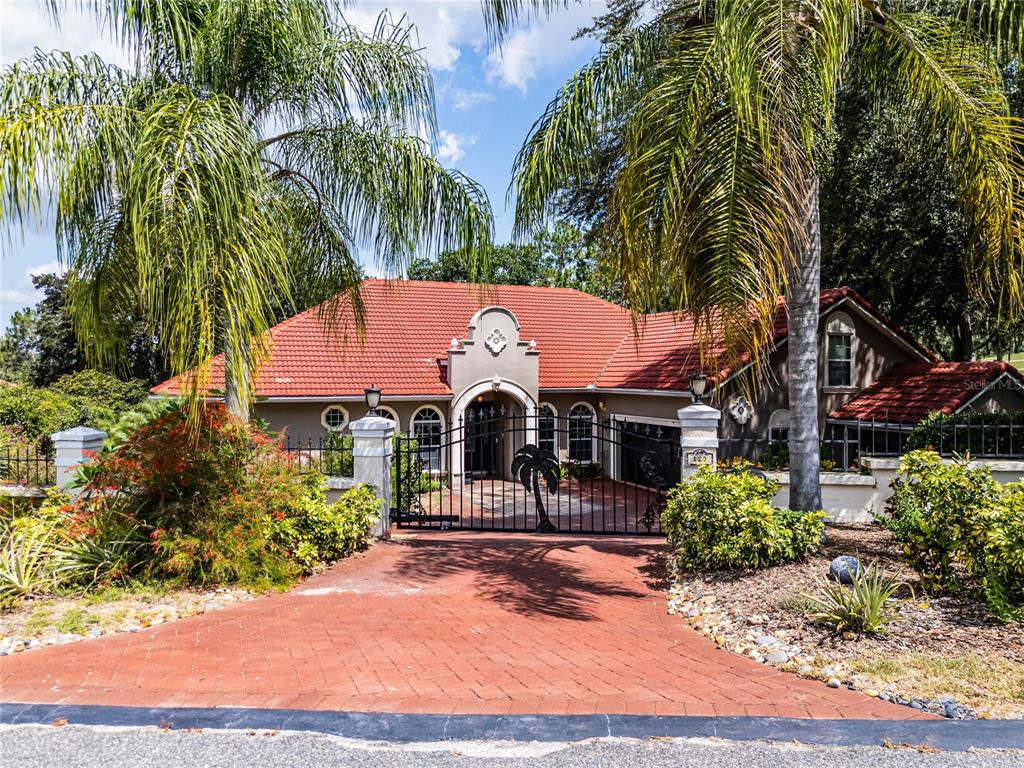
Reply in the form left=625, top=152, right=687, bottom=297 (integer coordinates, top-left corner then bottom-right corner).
left=152, top=280, right=929, bottom=398
left=829, top=361, right=1024, bottom=424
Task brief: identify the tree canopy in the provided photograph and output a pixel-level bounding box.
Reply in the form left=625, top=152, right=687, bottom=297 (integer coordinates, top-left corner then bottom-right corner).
left=0, top=273, right=169, bottom=387
left=0, top=0, right=493, bottom=419
left=408, top=222, right=623, bottom=300
left=483, top=0, right=1024, bottom=510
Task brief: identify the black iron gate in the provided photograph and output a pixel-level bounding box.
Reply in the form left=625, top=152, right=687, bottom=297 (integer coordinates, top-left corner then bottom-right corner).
left=393, top=411, right=677, bottom=535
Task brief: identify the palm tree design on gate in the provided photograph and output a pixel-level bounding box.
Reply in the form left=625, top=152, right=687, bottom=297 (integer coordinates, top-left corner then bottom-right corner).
left=511, top=445, right=559, bottom=533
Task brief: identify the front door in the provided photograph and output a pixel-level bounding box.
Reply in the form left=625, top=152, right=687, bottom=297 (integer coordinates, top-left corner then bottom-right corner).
left=465, top=404, right=500, bottom=477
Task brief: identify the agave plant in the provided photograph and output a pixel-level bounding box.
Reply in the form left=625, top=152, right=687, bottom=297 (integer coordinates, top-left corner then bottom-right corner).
left=803, top=563, right=910, bottom=635
left=511, top=444, right=560, bottom=533
left=0, top=521, right=59, bottom=606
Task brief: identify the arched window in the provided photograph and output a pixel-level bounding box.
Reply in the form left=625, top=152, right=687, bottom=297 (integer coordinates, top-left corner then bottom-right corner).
left=320, top=405, right=349, bottom=432
left=411, top=406, right=444, bottom=471
left=537, top=403, right=557, bottom=454
left=568, top=403, right=596, bottom=462
left=826, top=312, right=855, bottom=387
left=376, top=405, right=399, bottom=427
left=768, top=409, right=790, bottom=445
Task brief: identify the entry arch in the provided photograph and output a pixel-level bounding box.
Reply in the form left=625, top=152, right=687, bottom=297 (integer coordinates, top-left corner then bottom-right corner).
left=450, top=378, right=538, bottom=478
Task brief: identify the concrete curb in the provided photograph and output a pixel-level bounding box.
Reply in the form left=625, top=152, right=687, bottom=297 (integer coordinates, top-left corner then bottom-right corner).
left=2, top=703, right=1021, bottom=752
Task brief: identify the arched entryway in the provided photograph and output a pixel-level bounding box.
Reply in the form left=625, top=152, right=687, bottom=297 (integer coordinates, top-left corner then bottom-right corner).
left=449, top=378, right=537, bottom=480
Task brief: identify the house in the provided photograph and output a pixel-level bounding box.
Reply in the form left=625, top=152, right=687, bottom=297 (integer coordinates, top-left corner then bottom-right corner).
left=152, top=279, right=1024, bottom=483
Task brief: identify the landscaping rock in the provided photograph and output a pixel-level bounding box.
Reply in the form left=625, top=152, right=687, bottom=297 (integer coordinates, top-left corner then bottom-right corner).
left=766, top=651, right=789, bottom=664
left=828, top=555, right=861, bottom=585
left=754, top=635, right=777, bottom=647
left=826, top=678, right=841, bottom=688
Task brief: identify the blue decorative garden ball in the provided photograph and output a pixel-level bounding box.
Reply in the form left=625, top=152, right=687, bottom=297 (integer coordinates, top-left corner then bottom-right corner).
left=828, top=556, right=861, bottom=585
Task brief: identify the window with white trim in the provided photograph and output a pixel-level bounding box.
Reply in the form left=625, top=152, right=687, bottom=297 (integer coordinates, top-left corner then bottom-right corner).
left=376, top=405, right=399, bottom=427
left=411, top=406, right=444, bottom=471
left=537, top=403, right=557, bottom=454
left=320, top=405, right=349, bottom=432
left=768, top=409, right=790, bottom=445
left=568, top=403, right=596, bottom=462
left=826, top=313, right=855, bottom=387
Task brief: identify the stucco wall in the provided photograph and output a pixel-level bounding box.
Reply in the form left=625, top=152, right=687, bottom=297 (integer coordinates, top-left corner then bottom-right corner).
left=769, top=457, right=1024, bottom=523
left=717, top=301, right=929, bottom=444
left=966, top=380, right=1024, bottom=414
left=254, top=399, right=450, bottom=436
left=447, top=306, right=539, bottom=409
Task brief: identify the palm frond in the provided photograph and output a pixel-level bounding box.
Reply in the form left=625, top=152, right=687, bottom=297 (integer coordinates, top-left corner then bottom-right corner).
left=860, top=10, right=1024, bottom=316
left=480, top=0, right=573, bottom=45
left=274, top=121, right=493, bottom=273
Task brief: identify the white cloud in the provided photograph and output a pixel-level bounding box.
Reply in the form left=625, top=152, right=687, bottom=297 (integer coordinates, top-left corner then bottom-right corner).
left=24, top=261, right=64, bottom=281
left=341, top=2, right=607, bottom=95
left=436, top=130, right=475, bottom=164
left=0, top=3, right=130, bottom=67
left=0, top=289, right=39, bottom=308
left=341, top=2, right=484, bottom=74
left=485, top=3, right=605, bottom=93
left=450, top=87, right=495, bottom=111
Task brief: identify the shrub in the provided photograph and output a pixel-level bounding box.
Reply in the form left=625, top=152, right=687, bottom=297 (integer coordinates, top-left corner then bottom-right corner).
left=977, top=481, right=1024, bottom=621
left=662, top=467, right=826, bottom=571
left=272, top=485, right=379, bottom=572
left=804, top=563, right=908, bottom=634
left=905, top=410, right=1023, bottom=456
left=49, top=370, right=149, bottom=414
left=0, top=382, right=115, bottom=444
left=562, top=461, right=603, bottom=480
left=58, top=506, right=149, bottom=588
left=72, top=403, right=378, bottom=590
left=881, top=451, right=1024, bottom=621
left=759, top=443, right=789, bottom=470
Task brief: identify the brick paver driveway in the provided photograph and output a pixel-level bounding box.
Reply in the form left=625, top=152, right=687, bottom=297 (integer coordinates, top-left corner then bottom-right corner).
left=1, top=532, right=926, bottom=719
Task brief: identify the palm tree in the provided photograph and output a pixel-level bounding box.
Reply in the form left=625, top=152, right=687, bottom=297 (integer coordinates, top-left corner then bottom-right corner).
left=0, top=1, right=492, bottom=421
left=511, top=444, right=560, bottom=532
left=484, top=0, right=1024, bottom=510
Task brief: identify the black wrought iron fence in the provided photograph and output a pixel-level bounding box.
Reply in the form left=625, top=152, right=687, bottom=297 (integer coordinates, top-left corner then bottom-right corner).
left=281, top=433, right=354, bottom=477
left=721, top=414, right=1022, bottom=472
left=0, top=445, right=56, bottom=486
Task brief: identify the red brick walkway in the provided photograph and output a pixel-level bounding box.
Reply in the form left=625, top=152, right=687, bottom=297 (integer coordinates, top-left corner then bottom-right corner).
left=0, top=532, right=927, bottom=719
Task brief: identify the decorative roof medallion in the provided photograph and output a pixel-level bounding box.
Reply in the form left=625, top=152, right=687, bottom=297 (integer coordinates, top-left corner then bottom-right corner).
left=485, top=327, right=508, bottom=355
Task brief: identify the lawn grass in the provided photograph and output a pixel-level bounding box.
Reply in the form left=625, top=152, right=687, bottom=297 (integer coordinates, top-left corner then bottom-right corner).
left=847, top=653, right=1024, bottom=717
left=981, top=350, right=1024, bottom=366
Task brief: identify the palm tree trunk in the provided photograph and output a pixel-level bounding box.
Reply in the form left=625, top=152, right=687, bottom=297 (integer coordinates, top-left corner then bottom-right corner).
left=222, top=317, right=251, bottom=421
left=787, top=178, right=823, bottom=512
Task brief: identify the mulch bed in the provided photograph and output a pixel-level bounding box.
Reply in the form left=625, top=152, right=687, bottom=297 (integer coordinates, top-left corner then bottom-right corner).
left=674, top=524, right=1023, bottom=663
left=668, top=524, right=1024, bottom=718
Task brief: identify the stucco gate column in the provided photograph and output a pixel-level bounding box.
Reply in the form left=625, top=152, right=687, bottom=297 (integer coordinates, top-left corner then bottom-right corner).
left=349, top=414, right=396, bottom=539
left=677, top=403, right=722, bottom=477
left=51, top=426, right=107, bottom=491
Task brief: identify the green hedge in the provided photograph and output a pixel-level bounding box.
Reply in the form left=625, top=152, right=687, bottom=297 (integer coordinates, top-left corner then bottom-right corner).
left=0, top=370, right=148, bottom=446
left=880, top=450, right=1024, bottom=622
left=662, top=467, right=826, bottom=571
left=905, top=410, right=1023, bottom=457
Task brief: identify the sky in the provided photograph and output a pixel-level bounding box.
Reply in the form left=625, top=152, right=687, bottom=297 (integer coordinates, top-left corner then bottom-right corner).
left=0, top=0, right=608, bottom=329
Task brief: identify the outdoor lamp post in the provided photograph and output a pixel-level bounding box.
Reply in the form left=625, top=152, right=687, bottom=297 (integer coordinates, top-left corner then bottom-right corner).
left=364, top=385, right=382, bottom=416
left=688, top=371, right=709, bottom=403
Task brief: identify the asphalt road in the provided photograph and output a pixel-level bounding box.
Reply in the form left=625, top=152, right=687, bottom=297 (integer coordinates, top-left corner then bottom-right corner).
left=2, top=725, right=1022, bottom=768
